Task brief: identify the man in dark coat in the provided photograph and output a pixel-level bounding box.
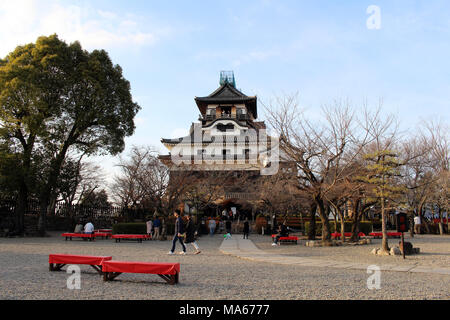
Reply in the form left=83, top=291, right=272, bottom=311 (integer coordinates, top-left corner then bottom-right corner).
left=225, top=218, right=232, bottom=234
left=168, top=209, right=186, bottom=255
left=184, top=213, right=201, bottom=254
left=243, top=218, right=250, bottom=239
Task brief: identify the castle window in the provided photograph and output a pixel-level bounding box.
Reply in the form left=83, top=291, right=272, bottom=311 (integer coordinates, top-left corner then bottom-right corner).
left=217, top=123, right=235, bottom=132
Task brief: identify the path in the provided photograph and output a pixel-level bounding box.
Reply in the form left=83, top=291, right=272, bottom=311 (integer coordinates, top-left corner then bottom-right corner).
left=219, top=237, right=450, bottom=275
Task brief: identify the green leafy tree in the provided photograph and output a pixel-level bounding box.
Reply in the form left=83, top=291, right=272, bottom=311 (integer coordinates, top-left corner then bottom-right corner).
left=0, top=35, right=140, bottom=235
left=359, top=150, right=404, bottom=252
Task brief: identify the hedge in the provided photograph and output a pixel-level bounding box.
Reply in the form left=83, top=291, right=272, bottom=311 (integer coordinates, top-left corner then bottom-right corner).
left=112, top=223, right=147, bottom=235
left=305, top=221, right=373, bottom=236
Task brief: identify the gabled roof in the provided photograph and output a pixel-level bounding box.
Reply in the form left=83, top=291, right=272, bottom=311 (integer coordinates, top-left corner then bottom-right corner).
left=195, top=82, right=258, bottom=118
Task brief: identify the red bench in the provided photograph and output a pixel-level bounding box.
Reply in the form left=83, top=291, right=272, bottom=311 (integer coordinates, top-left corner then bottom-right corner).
left=111, top=234, right=151, bottom=243
left=271, top=234, right=298, bottom=244
left=93, top=232, right=111, bottom=239
left=102, top=261, right=180, bottom=285
left=332, top=232, right=366, bottom=238
left=62, top=233, right=95, bottom=241
left=369, top=232, right=402, bottom=239
left=97, top=229, right=112, bottom=233
left=49, top=254, right=112, bottom=274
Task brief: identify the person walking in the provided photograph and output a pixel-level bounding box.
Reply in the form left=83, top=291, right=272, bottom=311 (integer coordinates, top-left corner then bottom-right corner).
left=184, top=213, right=201, bottom=254
left=153, top=216, right=161, bottom=240
left=208, top=217, right=216, bottom=236
left=168, top=210, right=186, bottom=255
left=243, top=218, right=250, bottom=239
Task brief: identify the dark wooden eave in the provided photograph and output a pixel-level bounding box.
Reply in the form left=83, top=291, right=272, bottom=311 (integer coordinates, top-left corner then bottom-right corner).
left=195, top=82, right=257, bottom=118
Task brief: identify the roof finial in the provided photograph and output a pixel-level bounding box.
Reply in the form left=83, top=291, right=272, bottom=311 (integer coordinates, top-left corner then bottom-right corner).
left=220, top=71, right=236, bottom=88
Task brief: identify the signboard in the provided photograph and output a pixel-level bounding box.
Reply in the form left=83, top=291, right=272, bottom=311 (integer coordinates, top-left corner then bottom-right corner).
left=396, top=213, right=409, bottom=233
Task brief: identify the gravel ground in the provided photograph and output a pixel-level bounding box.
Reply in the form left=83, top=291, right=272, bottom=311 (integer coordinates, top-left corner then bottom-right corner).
left=0, top=232, right=449, bottom=300
left=253, top=233, right=450, bottom=268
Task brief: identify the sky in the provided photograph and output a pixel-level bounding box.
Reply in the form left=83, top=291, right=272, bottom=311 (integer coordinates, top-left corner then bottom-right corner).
left=1, top=0, right=449, bottom=189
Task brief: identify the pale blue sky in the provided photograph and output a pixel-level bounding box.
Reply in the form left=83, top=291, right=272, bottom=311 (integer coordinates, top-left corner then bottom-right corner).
left=1, top=0, right=449, bottom=186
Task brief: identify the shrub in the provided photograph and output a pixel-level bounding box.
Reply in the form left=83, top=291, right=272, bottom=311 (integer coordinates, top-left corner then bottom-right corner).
left=305, top=221, right=373, bottom=236
left=112, top=223, right=147, bottom=235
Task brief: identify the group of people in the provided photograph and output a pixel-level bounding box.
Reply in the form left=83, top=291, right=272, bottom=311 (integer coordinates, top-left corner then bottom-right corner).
left=168, top=210, right=252, bottom=255
left=168, top=210, right=202, bottom=255
left=146, top=215, right=162, bottom=240
left=74, top=220, right=94, bottom=234
left=208, top=216, right=250, bottom=239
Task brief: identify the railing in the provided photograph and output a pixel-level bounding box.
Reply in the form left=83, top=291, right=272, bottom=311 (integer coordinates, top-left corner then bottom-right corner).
left=199, top=113, right=249, bottom=121
left=0, top=199, right=145, bottom=219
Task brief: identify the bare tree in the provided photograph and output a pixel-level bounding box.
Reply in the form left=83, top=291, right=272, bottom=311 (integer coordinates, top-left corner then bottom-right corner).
left=422, top=120, right=449, bottom=234
left=265, top=95, right=371, bottom=243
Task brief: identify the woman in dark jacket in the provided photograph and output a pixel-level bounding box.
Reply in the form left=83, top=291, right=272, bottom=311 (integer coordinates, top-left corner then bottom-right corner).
left=184, top=214, right=201, bottom=254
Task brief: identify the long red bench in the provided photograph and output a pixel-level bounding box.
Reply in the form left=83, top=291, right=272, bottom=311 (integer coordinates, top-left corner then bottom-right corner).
left=97, top=229, right=112, bottom=233
left=369, top=232, right=402, bottom=239
left=271, top=234, right=298, bottom=244
left=111, top=234, right=151, bottom=243
left=102, top=261, right=180, bottom=285
left=62, top=233, right=95, bottom=241
left=49, top=254, right=112, bottom=274
left=332, top=232, right=366, bottom=238
left=93, top=232, right=111, bottom=239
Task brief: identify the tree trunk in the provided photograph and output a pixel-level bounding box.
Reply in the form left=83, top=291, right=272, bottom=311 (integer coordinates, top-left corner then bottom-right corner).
left=409, top=211, right=414, bottom=238
left=308, top=204, right=316, bottom=240
left=340, top=213, right=345, bottom=243
left=37, top=149, right=69, bottom=236
left=381, top=197, right=389, bottom=252
left=316, top=199, right=331, bottom=242
left=14, top=183, right=28, bottom=235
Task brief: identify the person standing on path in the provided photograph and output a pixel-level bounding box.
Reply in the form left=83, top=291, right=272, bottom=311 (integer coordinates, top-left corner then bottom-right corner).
left=184, top=213, right=201, bottom=254
left=226, top=218, right=232, bottom=235
left=168, top=210, right=186, bottom=255
left=243, top=218, right=249, bottom=239
left=153, top=216, right=161, bottom=240
left=146, top=216, right=153, bottom=239
left=414, top=215, right=422, bottom=234
left=208, top=217, right=216, bottom=236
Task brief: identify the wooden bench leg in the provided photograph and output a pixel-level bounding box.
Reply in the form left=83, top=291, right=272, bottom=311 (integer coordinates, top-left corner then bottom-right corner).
left=90, top=265, right=104, bottom=275
left=50, top=263, right=66, bottom=271
left=104, top=272, right=122, bottom=281
left=158, top=273, right=178, bottom=285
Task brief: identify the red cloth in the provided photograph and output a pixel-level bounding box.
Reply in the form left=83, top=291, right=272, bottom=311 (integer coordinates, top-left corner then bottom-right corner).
left=93, top=233, right=110, bottom=237
left=279, top=236, right=297, bottom=240
left=62, top=233, right=94, bottom=238
left=49, top=254, right=112, bottom=265
left=370, top=232, right=401, bottom=237
left=388, top=232, right=401, bottom=237
left=102, top=261, right=180, bottom=275
left=332, top=233, right=366, bottom=237
left=111, top=234, right=147, bottom=239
